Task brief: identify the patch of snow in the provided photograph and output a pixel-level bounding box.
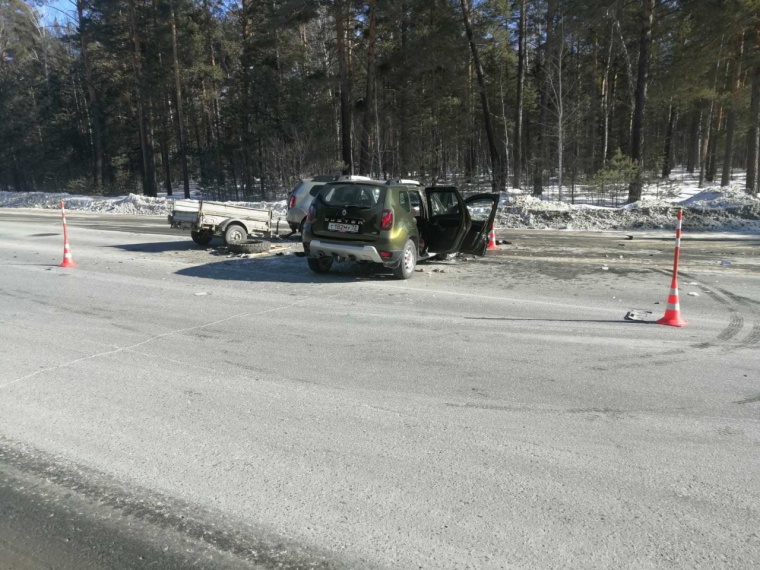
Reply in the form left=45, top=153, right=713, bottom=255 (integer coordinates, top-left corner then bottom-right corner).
left=1, top=170, right=758, bottom=233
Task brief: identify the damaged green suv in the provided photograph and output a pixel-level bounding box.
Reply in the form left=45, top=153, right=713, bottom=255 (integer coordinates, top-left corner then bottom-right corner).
left=302, top=179, right=499, bottom=279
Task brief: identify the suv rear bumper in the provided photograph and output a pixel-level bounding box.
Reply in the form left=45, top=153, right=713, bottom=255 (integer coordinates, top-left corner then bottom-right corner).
left=309, top=239, right=400, bottom=265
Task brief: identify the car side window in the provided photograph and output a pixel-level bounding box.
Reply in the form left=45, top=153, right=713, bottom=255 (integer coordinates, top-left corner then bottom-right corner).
left=308, top=184, right=324, bottom=197
left=409, top=191, right=422, bottom=215
left=429, top=194, right=445, bottom=215
left=398, top=191, right=410, bottom=212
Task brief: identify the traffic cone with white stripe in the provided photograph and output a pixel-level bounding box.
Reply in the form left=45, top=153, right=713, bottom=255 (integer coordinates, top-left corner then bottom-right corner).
left=487, top=226, right=498, bottom=250
left=657, top=208, right=685, bottom=326
left=656, top=277, right=686, bottom=327
left=59, top=201, right=78, bottom=268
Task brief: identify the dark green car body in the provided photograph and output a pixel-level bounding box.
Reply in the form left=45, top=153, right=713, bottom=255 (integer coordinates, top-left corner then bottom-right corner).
left=302, top=180, right=499, bottom=279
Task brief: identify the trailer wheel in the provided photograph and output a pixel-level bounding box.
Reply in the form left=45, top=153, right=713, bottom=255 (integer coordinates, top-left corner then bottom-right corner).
left=190, top=230, right=214, bottom=246
left=223, top=224, right=248, bottom=245
left=228, top=240, right=270, bottom=254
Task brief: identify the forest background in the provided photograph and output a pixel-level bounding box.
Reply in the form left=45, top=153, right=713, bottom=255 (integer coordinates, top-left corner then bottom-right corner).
left=1, top=0, right=758, bottom=203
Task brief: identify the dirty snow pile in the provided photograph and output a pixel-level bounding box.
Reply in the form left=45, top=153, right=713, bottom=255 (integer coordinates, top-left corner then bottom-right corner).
left=0, top=191, right=289, bottom=219
left=1, top=180, right=758, bottom=232
left=495, top=185, right=760, bottom=232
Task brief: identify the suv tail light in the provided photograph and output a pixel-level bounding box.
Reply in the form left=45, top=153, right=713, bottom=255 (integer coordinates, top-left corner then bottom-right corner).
left=288, top=195, right=296, bottom=209
left=380, top=209, right=393, bottom=231
left=306, top=204, right=316, bottom=222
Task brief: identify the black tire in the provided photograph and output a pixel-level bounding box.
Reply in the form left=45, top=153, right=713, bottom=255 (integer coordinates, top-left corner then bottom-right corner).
left=392, top=239, right=417, bottom=279
left=190, top=230, right=213, bottom=246
left=228, top=240, right=270, bottom=254
left=307, top=256, right=333, bottom=274
left=223, top=223, right=248, bottom=245
left=298, top=217, right=305, bottom=235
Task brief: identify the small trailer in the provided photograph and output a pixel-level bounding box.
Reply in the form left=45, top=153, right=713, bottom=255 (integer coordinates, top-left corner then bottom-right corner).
left=168, top=199, right=279, bottom=246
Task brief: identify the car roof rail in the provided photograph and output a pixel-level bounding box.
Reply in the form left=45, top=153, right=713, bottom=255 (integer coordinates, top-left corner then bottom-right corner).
left=335, top=174, right=375, bottom=182
left=385, top=178, right=421, bottom=186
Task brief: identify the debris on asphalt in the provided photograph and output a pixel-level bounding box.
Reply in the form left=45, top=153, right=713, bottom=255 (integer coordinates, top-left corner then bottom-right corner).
left=687, top=292, right=700, bottom=297
left=624, top=310, right=654, bottom=321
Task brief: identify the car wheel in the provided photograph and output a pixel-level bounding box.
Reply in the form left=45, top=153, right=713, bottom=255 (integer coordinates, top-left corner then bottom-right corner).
left=307, top=256, right=333, bottom=274
left=298, top=218, right=305, bottom=235
left=392, top=239, right=417, bottom=279
left=223, top=224, right=247, bottom=245
left=190, top=230, right=213, bottom=246
left=228, top=240, right=270, bottom=254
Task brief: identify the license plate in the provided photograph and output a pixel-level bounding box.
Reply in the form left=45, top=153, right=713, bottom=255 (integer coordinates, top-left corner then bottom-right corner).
left=327, top=222, right=359, bottom=233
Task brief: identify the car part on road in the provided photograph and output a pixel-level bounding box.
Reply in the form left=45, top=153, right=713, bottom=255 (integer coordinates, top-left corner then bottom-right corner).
left=228, top=240, right=270, bottom=254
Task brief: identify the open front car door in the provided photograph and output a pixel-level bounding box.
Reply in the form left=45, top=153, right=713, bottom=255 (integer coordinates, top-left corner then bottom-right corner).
left=458, top=193, right=500, bottom=255
left=423, top=187, right=470, bottom=254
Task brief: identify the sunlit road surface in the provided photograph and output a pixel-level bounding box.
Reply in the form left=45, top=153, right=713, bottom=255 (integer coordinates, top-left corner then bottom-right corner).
left=1, top=209, right=759, bottom=569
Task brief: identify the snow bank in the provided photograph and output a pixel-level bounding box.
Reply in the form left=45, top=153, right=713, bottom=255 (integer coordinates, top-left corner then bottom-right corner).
left=2, top=180, right=758, bottom=233
left=0, top=192, right=289, bottom=218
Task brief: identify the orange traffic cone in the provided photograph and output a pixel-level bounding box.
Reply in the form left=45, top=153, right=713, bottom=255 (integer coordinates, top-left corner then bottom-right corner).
left=487, top=226, right=498, bottom=250
left=59, top=201, right=78, bottom=268
left=656, top=278, right=686, bottom=327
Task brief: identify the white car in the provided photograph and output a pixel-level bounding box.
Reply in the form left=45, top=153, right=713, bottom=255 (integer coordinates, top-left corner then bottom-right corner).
left=286, top=175, right=375, bottom=233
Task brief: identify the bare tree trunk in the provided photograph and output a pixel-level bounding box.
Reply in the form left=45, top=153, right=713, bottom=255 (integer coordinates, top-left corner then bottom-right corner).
left=359, top=0, right=377, bottom=176
left=533, top=0, right=558, bottom=196
left=699, top=43, right=724, bottom=187
left=161, top=93, right=173, bottom=195
left=686, top=107, right=701, bottom=174
left=240, top=0, right=254, bottom=196
left=170, top=0, right=190, bottom=198
left=460, top=0, right=505, bottom=191
left=76, top=0, right=103, bottom=192
left=722, top=33, right=745, bottom=187
left=396, top=2, right=411, bottom=177
left=513, top=0, right=527, bottom=188
left=128, top=0, right=157, bottom=197
left=601, top=20, right=615, bottom=169
left=203, top=0, right=225, bottom=192
left=335, top=0, right=353, bottom=175
left=748, top=29, right=760, bottom=194
left=500, top=75, right=510, bottom=184
left=706, top=105, right=723, bottom=182
left=627, top=0, right=653, bottom=203
left=662, top=103, right=676, bottom=178
left=614, top=16, right=636, bottom=155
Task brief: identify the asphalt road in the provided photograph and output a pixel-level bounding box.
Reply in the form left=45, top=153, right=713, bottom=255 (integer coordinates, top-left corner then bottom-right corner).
left=1, top=208, right=759, bottom=569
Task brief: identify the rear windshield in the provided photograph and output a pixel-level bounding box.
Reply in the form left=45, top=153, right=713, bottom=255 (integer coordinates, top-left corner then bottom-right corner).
left=321, top=184, right=385, bottom=208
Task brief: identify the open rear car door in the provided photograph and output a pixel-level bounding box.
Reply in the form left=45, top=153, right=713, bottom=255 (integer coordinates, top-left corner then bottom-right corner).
left=458, top=193, right=500, bottom=255
left=423, top=187, right=470, bottom=254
